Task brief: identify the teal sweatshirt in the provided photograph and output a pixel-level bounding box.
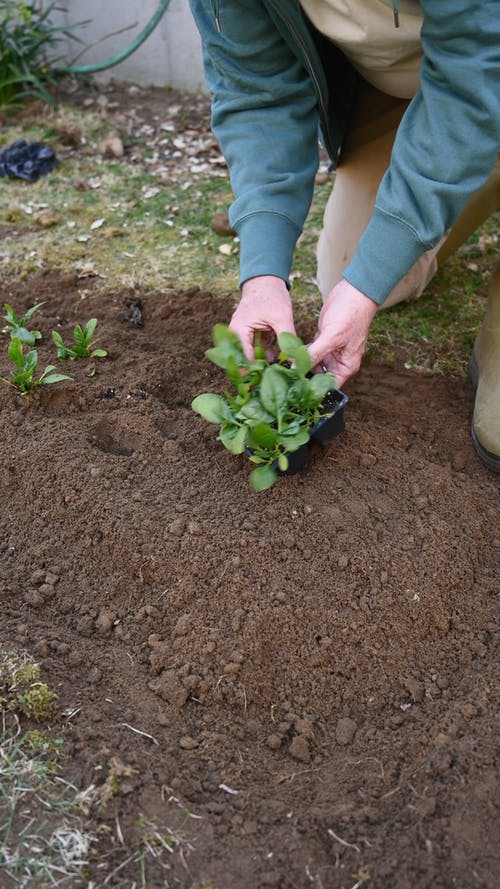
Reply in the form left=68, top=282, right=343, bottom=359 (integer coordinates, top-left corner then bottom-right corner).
left=189, top=0, right=500, bottom=305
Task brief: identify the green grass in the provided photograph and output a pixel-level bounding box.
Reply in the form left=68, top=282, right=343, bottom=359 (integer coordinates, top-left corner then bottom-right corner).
left=0, top=100, right=498, bottom=375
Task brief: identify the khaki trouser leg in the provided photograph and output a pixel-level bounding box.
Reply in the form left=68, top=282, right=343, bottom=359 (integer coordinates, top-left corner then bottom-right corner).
left=316, top=83, right=500, bottom=308
left=471, top=259, right=500, bottom=469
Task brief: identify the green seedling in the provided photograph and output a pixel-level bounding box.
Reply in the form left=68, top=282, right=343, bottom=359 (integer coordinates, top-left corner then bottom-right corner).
left=0, top=336, right=71, bottom=395
left=51, top=318, right=107, bottom=360
left=192, top=325, right=336, bottom=491
left=2, top=301, right=45, bottom=346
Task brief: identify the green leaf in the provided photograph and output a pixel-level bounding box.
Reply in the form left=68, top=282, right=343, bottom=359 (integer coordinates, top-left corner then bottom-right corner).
left=83, top=318, right=98, bottom=341
left=278, top=429, right=310, bottom=451
left=277, top=331, right=303, bottom=357
left=237, top=400, right=274, bottom=424
left=3, top=304, right=17, bottom=325
left=293, top=345, right=312, bottom=376
left=72, top=324, right=86, bottom=345
left=51, top=330, right=64, bottom=347
left=306, top=372, right=336, bottom=406
left=205, top=324, right=247, bottom=370
left=90, top=348, right=107, bottom=358
left=247, top=422, right=278, bottom=451
left=191, top=393, right=232, bottom=425
left=225, top=354, right=242, bottom=388
left=250, top=464, right=278, bottom=491
left=259, top=365, right=289, bottom=416
left=7, top=337, right=25, bottom=368
left=41, top=373, right=72, bottom=384
left=23, top=350, right=38, bottom=374
left=278, top=454, right=289, bottom=472
left=22, top=302, right=45, bottom=324
left=11, top=326, right=39, bottom=345
left=219, top=424, right=247, bottom=455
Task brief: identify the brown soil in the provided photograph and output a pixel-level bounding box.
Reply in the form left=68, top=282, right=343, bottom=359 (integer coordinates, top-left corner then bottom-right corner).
left=1, top=271, right=498, bottom=889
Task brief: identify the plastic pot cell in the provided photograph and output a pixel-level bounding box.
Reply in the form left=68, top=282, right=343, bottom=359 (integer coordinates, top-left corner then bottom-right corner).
left=247, top=388, right=349, bottom=476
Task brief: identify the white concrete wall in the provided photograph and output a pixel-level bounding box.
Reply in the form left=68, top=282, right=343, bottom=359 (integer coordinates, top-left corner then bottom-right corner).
left=52, top=0, right=206, bottom=92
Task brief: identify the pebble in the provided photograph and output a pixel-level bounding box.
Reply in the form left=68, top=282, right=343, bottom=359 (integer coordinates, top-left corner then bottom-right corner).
left=404, top=679, right=425, bottom=703
left=462, top=703, right=479, bottom=718
left=288, top=735, right=311, bottom=763
left=210, top=211, right=236, bottom=237
left=337, top=555, right=349, bottom=569
left=173, top=614, right=191, bottom=637
left=96, top=610, right=116, bottom=637
left=336, top=717, right=357, bottom=746
left=179, top=735, right=198, bottom=750
left=168, top=516, right=185, bottom=538
left=30, top=569, right=45, bottom=585
left=266, top=734, right=282, bottom=751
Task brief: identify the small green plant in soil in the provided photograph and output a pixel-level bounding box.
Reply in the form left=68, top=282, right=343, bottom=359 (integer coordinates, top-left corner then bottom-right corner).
left=192, top=325, right=336, bottom=491
left=52, top=318, right=107, bottom=360
left=0, top=336, right=71, bottom=395
left=2, top=301, right=44, bottom=345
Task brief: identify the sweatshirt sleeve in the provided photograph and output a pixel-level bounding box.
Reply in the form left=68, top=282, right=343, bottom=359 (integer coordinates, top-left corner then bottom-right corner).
left=344, top=0, right=500, bottom=305
left=188, top=0, right=320, bottom=287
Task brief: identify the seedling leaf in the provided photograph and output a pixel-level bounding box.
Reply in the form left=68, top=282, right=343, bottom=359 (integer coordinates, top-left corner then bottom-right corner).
left=192, top=393, right=232, bottom=425
left=250, top=464, right=277, bottom=491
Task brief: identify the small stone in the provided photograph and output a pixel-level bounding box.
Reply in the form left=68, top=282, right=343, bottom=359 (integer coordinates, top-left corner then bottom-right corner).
left=404, top=679, right=425, bottom=703
left=337, top=555, right=349, bottom=570
left=35, top=210, right=59, bottom=228
left=451, top=451, right=467, bottom=471
left=336, top=717, right=357, bottom=746
left=303, top=504, right=313, bottom=516
left=179, top=735, right=198, bottom=750
left=435, top=732, right=452, bottom=748
left=314, top=171, right=330, bottom=186
left=266, top=734, right=282, bottom=750
left=462, top=703, right=478, bottom=718
left=96, top=610, right=116, bottom=637
left=436, top=675, right=449, bottom=690
left=360, top=453, right=377, bottom=467
left=30, top=569, right=46, bottom=585
left=288, top=735, right=311, bottom=763
left=39, top=583, right=55, bottom=598
left=173, top=614, right=191, bottom=637
left=210, top=211, right=236, bottom=236
left=168, top=517, right=185, bottom=538
left=98, top=134, right=124, bottom=158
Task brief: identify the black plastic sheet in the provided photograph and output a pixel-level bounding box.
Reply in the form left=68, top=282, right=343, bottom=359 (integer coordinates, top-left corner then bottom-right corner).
left=0, top=140, right=59, bottom=182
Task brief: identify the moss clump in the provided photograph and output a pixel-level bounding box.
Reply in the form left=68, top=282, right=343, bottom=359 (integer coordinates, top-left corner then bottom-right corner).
left=0, top=652, right=57, bottom=720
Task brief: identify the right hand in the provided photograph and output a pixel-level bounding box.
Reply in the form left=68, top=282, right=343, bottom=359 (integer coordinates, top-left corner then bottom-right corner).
left=229, top=275, right=296, bottom=361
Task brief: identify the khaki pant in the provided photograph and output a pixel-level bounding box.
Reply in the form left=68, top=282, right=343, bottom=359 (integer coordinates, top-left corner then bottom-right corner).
left=317, top=83, right=500, bottom=307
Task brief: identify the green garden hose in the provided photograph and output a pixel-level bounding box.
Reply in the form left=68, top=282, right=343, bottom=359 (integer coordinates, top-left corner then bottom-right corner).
left=56, top=0, right=171, bottom=75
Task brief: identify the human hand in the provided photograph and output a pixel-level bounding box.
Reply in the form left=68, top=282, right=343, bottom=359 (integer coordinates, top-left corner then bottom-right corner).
left=229, top=275, right=296, bottom=361
left=307, top=279, right=378, bottom=388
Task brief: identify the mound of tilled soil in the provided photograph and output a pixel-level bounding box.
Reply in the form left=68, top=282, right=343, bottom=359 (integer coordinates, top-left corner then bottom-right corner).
left=1, top=272, right=498, bottom=888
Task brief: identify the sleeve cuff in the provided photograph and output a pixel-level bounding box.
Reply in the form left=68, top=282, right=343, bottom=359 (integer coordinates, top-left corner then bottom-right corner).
left=234, top=211, right=301, bottom=289
left=343, top=208, right=433, bottom=305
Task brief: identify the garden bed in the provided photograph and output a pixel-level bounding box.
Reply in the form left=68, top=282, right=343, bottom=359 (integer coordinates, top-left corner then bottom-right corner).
left=0, top=271, right=498, bottom=888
